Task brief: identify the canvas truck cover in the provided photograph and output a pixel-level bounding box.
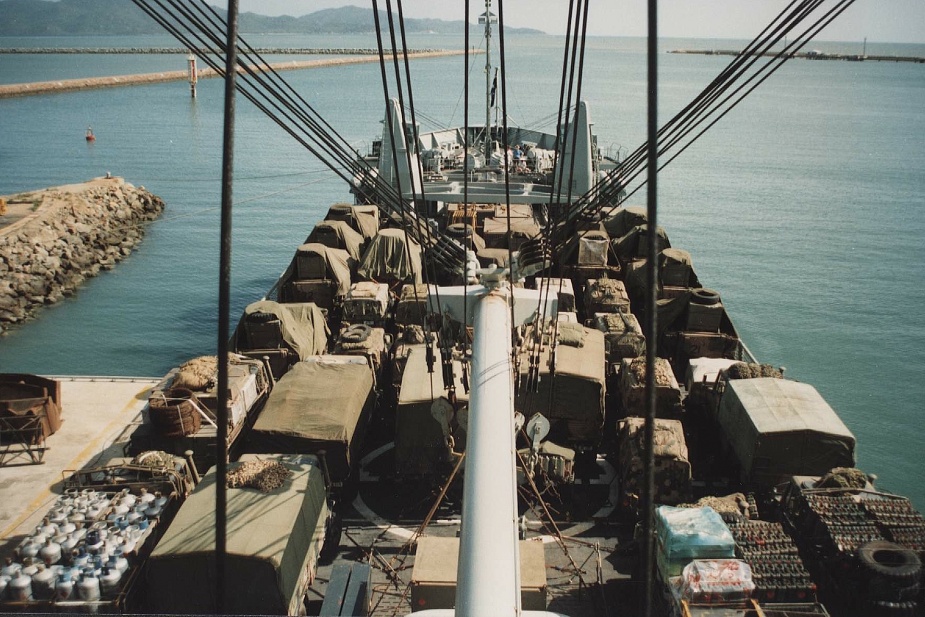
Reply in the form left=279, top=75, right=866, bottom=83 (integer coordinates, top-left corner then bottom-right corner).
left=325, top=202, right=380, bottom=241
left=357, top=228, right=423, bottom=285
left=248, top=359, right=374, bottom=483
left=482, top=216, right=541, bottom=246
left=396, top=344, right=469, bottom=474
left=144, top=455, right=328, bottom=615
left=306, top=220, right=365, bottom=261
left=717, top=378, right=856, bottom=487
left=233, top=300, right=329, bottom=359
left=515, top=324, right=606, bottom=443
left=293, top=243, right=353, bottom=297
left=603, top=206, right=648, bottom=238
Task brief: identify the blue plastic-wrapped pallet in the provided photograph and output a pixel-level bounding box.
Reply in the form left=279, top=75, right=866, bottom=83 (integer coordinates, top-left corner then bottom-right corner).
left=655, top=506, right=735, bottom=578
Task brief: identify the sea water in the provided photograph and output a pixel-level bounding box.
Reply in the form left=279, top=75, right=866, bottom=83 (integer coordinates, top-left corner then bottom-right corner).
left=0, top=34, right=922, bottom=509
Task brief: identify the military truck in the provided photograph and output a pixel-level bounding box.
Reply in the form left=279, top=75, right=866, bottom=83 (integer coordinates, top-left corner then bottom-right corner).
left=143, top=454, right=329, bottom=615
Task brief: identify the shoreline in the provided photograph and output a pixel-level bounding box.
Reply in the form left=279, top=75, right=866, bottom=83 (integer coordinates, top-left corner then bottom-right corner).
left=0, top=49, right=477, bottom=99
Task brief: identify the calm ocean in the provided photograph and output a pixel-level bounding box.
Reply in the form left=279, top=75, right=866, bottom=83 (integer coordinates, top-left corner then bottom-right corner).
left=0, top=33, right=923, bottom=509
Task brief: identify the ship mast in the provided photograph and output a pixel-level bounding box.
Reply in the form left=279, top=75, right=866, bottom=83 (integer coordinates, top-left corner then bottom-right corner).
left=479, top=0, right=497, bottom=160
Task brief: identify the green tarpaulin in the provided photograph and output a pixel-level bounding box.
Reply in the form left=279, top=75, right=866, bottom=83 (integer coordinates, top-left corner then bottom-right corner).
left=145, top=454, right=328, bottom=615
left=248, top=359, right=375, bottom=482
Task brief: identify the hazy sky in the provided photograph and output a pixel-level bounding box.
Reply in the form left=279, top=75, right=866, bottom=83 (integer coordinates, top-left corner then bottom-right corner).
left=236, top=0, right=925, bottom=43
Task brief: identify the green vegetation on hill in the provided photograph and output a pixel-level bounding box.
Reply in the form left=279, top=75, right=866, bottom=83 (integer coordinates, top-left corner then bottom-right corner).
left=0, top=0, right=543, bottom=36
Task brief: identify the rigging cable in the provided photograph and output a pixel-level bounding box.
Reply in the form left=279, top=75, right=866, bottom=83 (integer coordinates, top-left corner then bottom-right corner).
left=462, top=0, right=471, bottom=365
left=214, top=0, right=239, bottom=612
left=132, top=0, right=467, bottom=272
left=376, top=0, right=426, bottom=318
left=546, top=0, right=857, bottom=254
left=393, top=0, right=448, bottom=341
left=496, top=0, right=517, bottom=352
left=642, top=0, right=658, bottom=612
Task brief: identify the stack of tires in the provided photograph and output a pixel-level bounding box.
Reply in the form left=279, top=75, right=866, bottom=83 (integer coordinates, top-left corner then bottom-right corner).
left=858, top=540, right=922, bottom=616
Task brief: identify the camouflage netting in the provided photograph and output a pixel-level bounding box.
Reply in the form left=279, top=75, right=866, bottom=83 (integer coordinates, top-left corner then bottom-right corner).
left=132, top=450, right=177, bottom=469
left=626, top=356, right=675, bottom=386
left=678, top=493, right=749, bottom=518
left=816, top=467, right=868, bottom=490
left=227, top=459, right=293, bottom=493
left=173, top=356, right=218, bottom=390
left=725, top=362, right=783, bottom=380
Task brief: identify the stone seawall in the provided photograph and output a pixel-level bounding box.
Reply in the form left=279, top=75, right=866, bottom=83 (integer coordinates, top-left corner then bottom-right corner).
left=0, top=49, right=476, bottom=99
left=0, top=177, right=165, bottom=331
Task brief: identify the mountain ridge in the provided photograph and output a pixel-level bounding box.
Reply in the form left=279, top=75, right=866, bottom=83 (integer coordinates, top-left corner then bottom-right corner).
left=0, top=0, right=544, bottom=36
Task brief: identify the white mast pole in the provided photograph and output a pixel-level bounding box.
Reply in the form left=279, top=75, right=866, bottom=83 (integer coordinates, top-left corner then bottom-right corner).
left=455, top=287, right=521, bottom=616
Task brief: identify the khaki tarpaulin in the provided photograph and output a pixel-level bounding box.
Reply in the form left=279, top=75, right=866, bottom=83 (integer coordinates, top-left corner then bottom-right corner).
left=602, top=206, right=648, bottom=238
left=232, top=300, right=329, bottom=359
left=248, top=360, right=374, bottom=482
left=357, top=228, right=423, bottom=285
left=611, top=223, right=670, bottom=261
left=306, top=219, right=365, bottom=261
left=292, top=243, right=353, bottom=297
left=515, top=323, right=606, bottom=443
left=325, top=202, right=380, bottom=241
left=717, top=378, right=856, bottom=487
left=145, top=455, right=328, bottom=615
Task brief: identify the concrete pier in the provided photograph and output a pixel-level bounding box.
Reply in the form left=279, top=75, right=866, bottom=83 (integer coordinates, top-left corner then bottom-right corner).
left=669, top=48, right=925, bottom=63
left=0, top=49, right=475, bottom=99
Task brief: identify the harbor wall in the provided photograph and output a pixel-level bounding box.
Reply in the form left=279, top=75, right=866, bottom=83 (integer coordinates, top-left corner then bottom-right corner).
left=0, top=177, right=164, bottom=331
left=0, top=50, right=473, bottom=99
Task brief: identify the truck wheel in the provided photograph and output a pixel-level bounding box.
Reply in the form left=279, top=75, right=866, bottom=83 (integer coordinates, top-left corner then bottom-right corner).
left=246, top=311, right=276, bottom=323
left=858, top=540, right=922, bottom=583
left=341, top=323, right=372, bottom=343
left=690, top=288, right=721, bottom=305
left=446, top=222, right=473, bottom=238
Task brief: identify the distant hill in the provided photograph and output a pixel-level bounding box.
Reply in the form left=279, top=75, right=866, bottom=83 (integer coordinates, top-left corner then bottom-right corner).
left=0, top=0, right=544, bottom=36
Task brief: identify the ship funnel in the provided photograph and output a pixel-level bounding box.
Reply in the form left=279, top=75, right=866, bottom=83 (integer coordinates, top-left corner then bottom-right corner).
left=554, top=101, right=595, bottom=203
left=378, top=98, right=423, bottom=198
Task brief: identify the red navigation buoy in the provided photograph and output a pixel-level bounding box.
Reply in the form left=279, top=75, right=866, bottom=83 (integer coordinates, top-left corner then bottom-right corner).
left=86, top=126, right=96, bottom=142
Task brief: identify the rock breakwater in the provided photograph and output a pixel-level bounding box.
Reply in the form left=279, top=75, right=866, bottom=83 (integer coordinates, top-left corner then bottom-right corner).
left=0, top=177, right=164, bottom=332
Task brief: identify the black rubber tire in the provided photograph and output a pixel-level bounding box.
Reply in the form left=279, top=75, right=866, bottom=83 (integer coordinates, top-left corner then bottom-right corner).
left=858, top=540, right=922, bottom=583
left=246, top=311, right=277, bottom=323
left=690, top=287, right=721, bottom=305
left=446, top=222, right=473, bottom=238
left=328, top=203, right=353, bottom=217
left=341, top=323, right=372, bottom=343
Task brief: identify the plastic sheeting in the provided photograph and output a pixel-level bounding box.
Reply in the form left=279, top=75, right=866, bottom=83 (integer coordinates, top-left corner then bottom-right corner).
left=357, top=228, right=423, bottom=285
left=656, top=506, right=735, bottom=560
left=145, top=455, right=328, bottom=615
left=717, top=378, right=856, bottom=487
left=232, top=300, right=329, bottom=359
left=677, top=559, right=755, bottom=604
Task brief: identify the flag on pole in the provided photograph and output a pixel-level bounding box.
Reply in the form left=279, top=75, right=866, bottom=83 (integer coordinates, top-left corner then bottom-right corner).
left=490, top=71, right=498, bottom=108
